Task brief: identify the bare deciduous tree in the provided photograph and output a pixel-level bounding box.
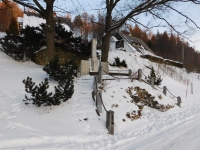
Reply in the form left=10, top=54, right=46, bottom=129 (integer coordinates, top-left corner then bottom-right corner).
left=101, top=0, right=200, bottom=62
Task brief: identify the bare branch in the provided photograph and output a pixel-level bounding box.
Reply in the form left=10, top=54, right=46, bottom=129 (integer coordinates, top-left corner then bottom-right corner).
left=12, top=0, right=44, bottom=15
left=164, top=4, right=200, bottom=29
left=149, top=10, right=192, bottom=42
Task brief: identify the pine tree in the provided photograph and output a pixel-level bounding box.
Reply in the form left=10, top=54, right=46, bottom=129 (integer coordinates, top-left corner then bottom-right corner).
left=23, top=77, right=54, bottom=107
left=43, top=55, right=78, bottom=81
left=0, top=25, right=45, bottom=61
left=43, top=55, right=62, bottom=81
left=147, top=67, right=162, bottom=86
left=54, top=79, right=74, bottom=102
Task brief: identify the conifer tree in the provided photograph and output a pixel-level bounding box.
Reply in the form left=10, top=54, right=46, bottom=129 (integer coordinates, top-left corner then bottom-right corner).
left=54, top=79, right=74, bottom=102
left=43, top=55, right=77, bottom=81
left=0, top=25, right=45, bottom=61
left=43, top=55, right=62, bottom=81
left=147, top=67, right=162, bottom=86
left=23, top=77, right=55, bottom=107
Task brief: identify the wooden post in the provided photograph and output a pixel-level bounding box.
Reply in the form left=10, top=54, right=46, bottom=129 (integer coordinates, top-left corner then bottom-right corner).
left=96, top=90, right=102, bottom=113
left=98, top=66, right=103, bottom=83
left=191, top=82, right=193, bottom=94
left=151, top=77, right=154, bottom=88
left=163, top=86, right=167, bottom=96
left=177, top=96, right=181, bottom=107
left=93, top=75, right=98, bottom=93
left=76, top=68, right=80, bottom=78
left=92, top=91, right=95, bottom=101
left=106, top=110, right=114, bottom=135
left=128, top=69, right=132, bottom=76
left=138, top=69, right=142, bottom=82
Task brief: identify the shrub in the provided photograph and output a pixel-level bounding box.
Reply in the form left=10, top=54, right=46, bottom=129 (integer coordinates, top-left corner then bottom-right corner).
left=23, top=76, right=74, bottom=107
left=23, top=77, right=56, bottom=107
left=43, top=55, right=78, bottom=81
left=111, top=57, right=127, bottom=67
left=0, top=26, right=45, bottom=61
left=22, top=55, right=76, bottom=107
left=54, top=79, right=74, bottom=102
left=146, top=67, right=163, bottom=86
left=0, top=23, right=91, bottom=62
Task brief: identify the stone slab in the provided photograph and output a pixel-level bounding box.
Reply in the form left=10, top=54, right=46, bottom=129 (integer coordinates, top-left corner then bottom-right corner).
left=80, top=60, right=90, bottom=76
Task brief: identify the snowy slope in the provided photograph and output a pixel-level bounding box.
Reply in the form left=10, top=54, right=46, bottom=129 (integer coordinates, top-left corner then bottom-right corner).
left=0, top=32, right=200, bottom=149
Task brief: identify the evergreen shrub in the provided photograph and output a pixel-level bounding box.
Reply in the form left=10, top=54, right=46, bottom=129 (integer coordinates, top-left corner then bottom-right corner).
left=0, top=26, right=45, bottom=61
left=111, top=57, right=127, bottom=67
left=43, top=55, right=78, bottom=81
left=146, top=67, right=163, bottom=86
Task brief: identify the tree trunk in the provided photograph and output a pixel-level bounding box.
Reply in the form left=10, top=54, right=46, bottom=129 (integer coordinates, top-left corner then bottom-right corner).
left=101, top=0, right=112, bottom=62
left=45, top=0, right=55, bottom=64
left=102, top=32, right=111, bottom=62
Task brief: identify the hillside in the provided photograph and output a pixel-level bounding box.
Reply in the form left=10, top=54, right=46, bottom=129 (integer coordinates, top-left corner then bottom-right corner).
left=0, top=32, right=200, bottom=149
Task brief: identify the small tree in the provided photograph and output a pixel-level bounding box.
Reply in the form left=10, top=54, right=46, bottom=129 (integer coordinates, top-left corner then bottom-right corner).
left=54, top=79, right=74, bottom=102
left=111, top=57, right=127, bottom=67
left=23, top=77, right=57, bottom=107
left=43, top=55, right=61, bottom=81
left=146, top=67, right=162, bottom=86
left=43, top=55, right=77, bottom=81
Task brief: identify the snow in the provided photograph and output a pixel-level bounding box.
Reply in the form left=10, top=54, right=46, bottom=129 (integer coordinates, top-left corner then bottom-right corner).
left=22, top=14, right=70, bottom=31
left=1, top=32, right=200, bottom=150
left=23, top=14, right=46, bottom=28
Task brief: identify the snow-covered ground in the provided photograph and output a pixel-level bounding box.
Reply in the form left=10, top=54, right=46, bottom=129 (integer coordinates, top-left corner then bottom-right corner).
left=0, top=32, right=200, bottom=150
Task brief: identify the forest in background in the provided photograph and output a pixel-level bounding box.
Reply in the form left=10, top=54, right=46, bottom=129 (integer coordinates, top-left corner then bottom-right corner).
left=0, top=2, right=200, bottom=73
left=129, top=26, right=200, bottom=72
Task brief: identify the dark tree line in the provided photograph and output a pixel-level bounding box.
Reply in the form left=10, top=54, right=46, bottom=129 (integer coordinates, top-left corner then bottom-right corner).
left=129, top=25, right=200, bottom=72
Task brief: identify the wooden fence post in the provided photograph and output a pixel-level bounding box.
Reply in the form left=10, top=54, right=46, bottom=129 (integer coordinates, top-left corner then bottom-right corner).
left=177, top=96, right=181, bottom=107
left=128, top=69, right=132, bottom=76
left=163, top=86, right=167, bottom=96
left=96, top=90, right=102, bottom=113
left=151, top=77, right=154, bottom=88
left=106, top=110, right=114, bottom=135
left=98, top=66, right=103, bottom=83
left=191, top=82, right=193, bottom=94
left=138, top=69, right=142, bottom=82
left=93, top=75, right=98, bottom=93
left=76, top=66, right=80, bottom=78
